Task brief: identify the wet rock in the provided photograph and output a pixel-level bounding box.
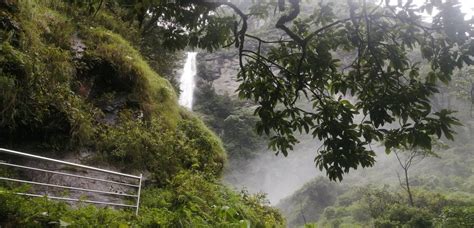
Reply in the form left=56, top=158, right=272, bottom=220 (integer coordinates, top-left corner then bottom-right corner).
left=71, top=33, right=86, bottom=59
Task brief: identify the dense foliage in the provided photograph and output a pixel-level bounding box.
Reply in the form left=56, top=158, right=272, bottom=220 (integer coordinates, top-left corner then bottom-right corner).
left=194, top=79, right=265, bottom=161
left=0, top=0, right=284, bottom=226
left=279, top=177, right=474, bottom=227
left=233, top=0, right=473, bottom=181
left=1, top=0, right=473, bottom=226
left=76, top=0, right=474, bottom=181
left=0, top=172, right=284, bottom=227
left=278, top=116, right=474, bottom=227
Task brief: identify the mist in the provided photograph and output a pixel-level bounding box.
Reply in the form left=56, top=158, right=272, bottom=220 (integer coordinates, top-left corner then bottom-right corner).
left=224, top=134, right=322, bottom=204
left=222, top=93, right=474, bottom=205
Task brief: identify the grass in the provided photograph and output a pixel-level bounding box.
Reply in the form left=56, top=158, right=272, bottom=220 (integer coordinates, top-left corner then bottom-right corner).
left=0, top=0, right=286, bottom=226
left=83, top=27, right=181, bottom=126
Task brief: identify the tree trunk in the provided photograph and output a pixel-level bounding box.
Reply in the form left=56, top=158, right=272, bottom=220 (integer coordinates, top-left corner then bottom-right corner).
left=404, top=168, right=414, bottom=206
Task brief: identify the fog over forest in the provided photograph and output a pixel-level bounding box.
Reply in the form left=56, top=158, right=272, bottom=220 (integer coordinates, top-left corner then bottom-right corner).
left=0, top=0, right=473, bottom=227
left=193, top=0, right=474, bottom=226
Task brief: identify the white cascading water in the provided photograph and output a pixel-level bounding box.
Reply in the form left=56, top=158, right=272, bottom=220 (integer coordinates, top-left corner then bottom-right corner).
left=178, top=52, right=197, bottom=110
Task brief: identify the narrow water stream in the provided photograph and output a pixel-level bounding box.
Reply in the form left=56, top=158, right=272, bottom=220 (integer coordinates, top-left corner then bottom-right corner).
left=178, top=52, right=198, bottom=110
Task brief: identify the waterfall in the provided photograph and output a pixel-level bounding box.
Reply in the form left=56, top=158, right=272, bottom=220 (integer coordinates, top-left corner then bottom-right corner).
left=178, top=52, right=197, bottom=110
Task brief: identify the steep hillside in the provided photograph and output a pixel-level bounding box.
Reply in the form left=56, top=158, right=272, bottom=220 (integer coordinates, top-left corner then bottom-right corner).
left=0, top=0, right=223, bottom=183
left=0, top=0, right=284, bottom=226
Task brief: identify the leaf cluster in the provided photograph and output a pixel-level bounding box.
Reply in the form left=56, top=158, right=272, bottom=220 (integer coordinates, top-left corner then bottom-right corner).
left=233, top=0, right=473, bottom=180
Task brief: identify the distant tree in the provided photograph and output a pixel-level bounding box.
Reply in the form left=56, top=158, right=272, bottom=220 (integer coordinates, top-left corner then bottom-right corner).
left=393, top=148, right=437, bottom=206
left=193, top=83, right=264, bottom=160
left=110, top=0, right=472, bottom=181
left=197, top=61, right=220, bottom=85
left=447, top=66, right=474, bottom=116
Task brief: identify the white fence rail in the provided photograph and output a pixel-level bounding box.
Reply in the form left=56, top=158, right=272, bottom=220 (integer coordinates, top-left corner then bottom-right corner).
left=0, top=148, right=142, bottom=215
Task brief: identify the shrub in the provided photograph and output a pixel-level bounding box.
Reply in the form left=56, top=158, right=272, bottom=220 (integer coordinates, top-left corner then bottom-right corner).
left=438, top=206, right=474, bottom=227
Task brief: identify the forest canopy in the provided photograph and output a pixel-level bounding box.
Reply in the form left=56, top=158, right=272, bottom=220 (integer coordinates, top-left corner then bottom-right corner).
left=118, top=0, right=474, bottom=180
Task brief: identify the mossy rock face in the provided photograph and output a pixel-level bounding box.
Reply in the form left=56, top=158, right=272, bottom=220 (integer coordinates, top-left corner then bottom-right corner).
left=0, top=1, right=287, bottom=226
left=80, top=27, right=180, bottom=124
left=0, top=0, right=224, bottom=179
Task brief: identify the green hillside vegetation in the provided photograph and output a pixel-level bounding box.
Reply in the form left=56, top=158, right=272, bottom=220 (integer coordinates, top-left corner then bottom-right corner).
left=278, top=115, right=474, bottom=227
left=1, top=0, right=473, bottom=226
left=183, top=0, right=474, bottom=226
left=194, top=62, right=474, bottom=226
left=0, top=0, right=284, bottom=226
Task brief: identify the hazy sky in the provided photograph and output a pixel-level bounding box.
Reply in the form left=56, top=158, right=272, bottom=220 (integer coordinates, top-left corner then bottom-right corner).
left=458, top=0, right=474, bottom=16
left=412, top=0, right=474, bottom=19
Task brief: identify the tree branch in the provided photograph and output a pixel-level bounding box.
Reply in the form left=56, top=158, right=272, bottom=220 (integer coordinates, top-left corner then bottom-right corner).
left=275, top=0, right=304, bottom=45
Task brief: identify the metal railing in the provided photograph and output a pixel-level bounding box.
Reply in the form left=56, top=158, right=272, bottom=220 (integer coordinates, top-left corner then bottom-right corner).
left=0, top=148, right=143, bottom=215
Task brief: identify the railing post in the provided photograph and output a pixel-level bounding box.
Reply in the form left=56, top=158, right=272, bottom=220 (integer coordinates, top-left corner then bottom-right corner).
left=135, top=173, right=143, bottom=216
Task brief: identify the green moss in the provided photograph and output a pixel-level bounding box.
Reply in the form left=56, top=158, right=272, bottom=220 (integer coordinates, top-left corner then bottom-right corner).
left=0, top=0, right=285, bottom=225
left=95, top=109, right=226, bottom=183
left=82, top=27, right=180, bottom=126
left=1, top=0, right=224, bottom=172
left=179, top=108, right=227, bottom=176
left=0, top=0, right=99, bottom=149
left=0, top=38, right=95, bottom=148
left=0, top=0, right=225, bottom=167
